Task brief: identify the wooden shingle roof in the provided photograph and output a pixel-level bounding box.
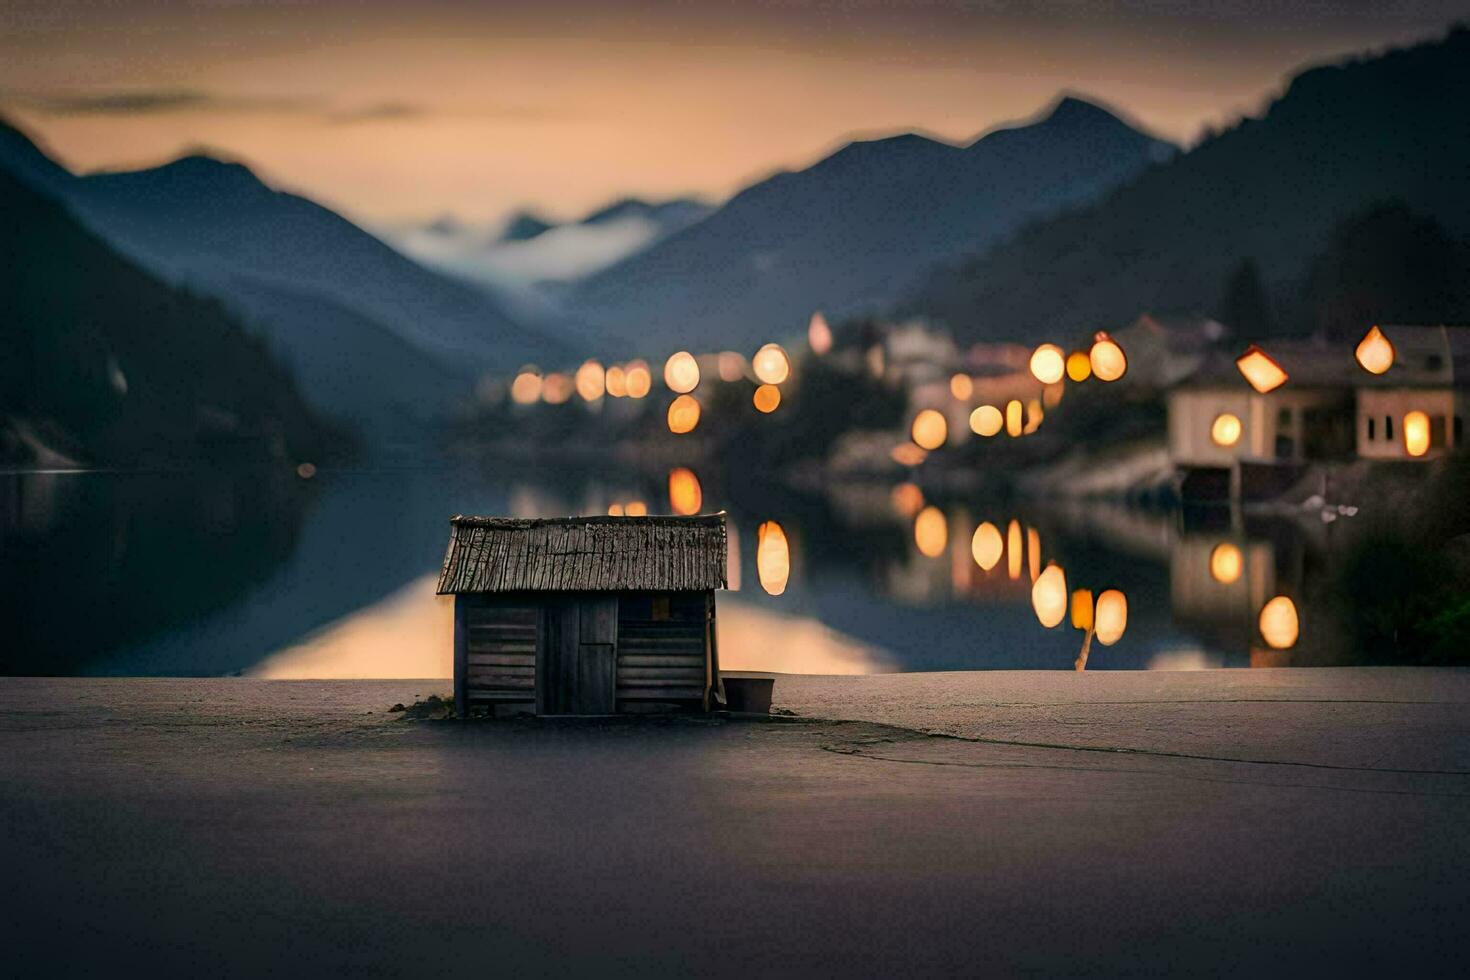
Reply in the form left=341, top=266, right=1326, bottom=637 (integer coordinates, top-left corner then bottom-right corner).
left=436, top=514, right=727, bottom=594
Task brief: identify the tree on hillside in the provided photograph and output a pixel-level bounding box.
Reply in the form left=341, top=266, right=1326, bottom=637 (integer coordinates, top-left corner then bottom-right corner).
left=1216, top=258, right=1274, bottom=341
left=1303, top=201, right=1470, bottom=340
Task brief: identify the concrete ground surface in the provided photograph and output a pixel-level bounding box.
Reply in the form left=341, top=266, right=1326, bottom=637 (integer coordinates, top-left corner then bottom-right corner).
left=1, top=670, right=1468, bottom=978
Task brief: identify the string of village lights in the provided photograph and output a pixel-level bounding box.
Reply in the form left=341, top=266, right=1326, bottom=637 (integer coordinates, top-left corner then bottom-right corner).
left=505, top=314, right=833, bottom=435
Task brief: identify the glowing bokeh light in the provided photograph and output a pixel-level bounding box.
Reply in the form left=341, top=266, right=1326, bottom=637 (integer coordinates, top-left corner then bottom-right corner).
left=1005, top=400, right=1024, bottom=437
left=1095, top=590, right=1128, bottom=645
left=667, top=394, right=701, bottom=434
left=664, top=351, right=700, bottom=393
left=1089, top=332, right=1127, bottom=382
left=911, top=409, right=948, bottom=450
left=1006, top=519, right=1023, bottom=580
left=1071, top=589, right=1094, bottom=631
left=604, top=364, right=628, bottom=398
left=607, top=503, right=625, bottom=516
left=1236, top=345, right=1288, bottom=393
left=1209, top=542, right=1243, bottom=584
left=1404, top=410, right=1431, bottom=456
left=1024, top=398, right=1044, bottom=434
left=1258, top=595, right=1299, bottom=649
left=1066, top=351, right=1092, bottom=382
left=950, top=373, right=974, bottom=401
left=668, top=467, right=703, bottom=516
left=753, top=384, right=782, bottom=413
left=890, top=443, right=927, bottom=466
left=808, top=312, right=833, bottom=355
left=624, top=360, right=652, bottom=398
left=1355, top=325, right=1395, bottom=375
left=971, top=522, right=1003, bottom=571
left=542, top=373, right=573, bottom=404
left=914, top=506, right=948, bottom=558
left=1027, top=526, right=1041, bottom=582
left=970, top=404, right=1003, bottom=437
left=1211, top=413, right=1242, bottom=447
left=891, top=482, right=925, bottom=517
left=1031, top=564, right=1068, bottom=628
left=575, top=359, right=606, bottom=401
left=1029, top=344, right=1066, bottom=385
left=752, top=344, right=791, bottom=385
left=718, top=351, right=746, bottom=382
left=625, top=501, right=648, bottom=517
left=757, top=521, right=791, bottom=596
left=510, top=370, right=543, bottom=405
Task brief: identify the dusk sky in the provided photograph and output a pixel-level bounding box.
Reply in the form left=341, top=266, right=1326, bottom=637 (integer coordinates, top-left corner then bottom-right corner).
left=2, top=1, right=1463, bottom=225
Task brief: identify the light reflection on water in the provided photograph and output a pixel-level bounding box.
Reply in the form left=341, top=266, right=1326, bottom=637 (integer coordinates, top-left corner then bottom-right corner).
left=0, top=464, right=1343, bottom=677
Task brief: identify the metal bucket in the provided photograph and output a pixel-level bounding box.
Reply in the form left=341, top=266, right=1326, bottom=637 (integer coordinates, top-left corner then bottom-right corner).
left=722, top=674, right=775, bottom=715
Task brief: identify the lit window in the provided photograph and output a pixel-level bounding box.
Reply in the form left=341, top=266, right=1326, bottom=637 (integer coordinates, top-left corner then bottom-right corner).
left=1210, top=413, right=1242, bottom=447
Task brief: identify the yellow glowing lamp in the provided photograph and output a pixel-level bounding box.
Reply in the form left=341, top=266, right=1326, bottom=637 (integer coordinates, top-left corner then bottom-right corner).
left=911, top=409, right=948, bottom=450
left=575, top=359, right=606, bottom=401
left=1094, top=590, right=1128, bottom=646
left=1006, top=519, right=1023, bottom=581
left=1089, top=332, right=1127, bottom=382
left=1355, top=325, right=1395, bottom=375
left=1005, top=399, right=1024, bottom=437
left=1236, top=345, right=1288, bottom=393
left=756, top=520, right=790, bottom=596
left=752, top=343, right=791, bottom=385
left=1258, top=595, right=1299, bottom=649
left=753, top=384, right=781, bottom=413
left=970, top=404, right=1003, bottom=437
left=624, top=501, right=648, bottom=517
left=1066, top=350, right=1091, bottom=382
left=950, top=373, right=974, bottom=400
left=914, top=506, right=947, bottom=558
left=668, top=467, right=703, bottom=516
left=808, top=312, right=833, bottom=356
left=1209, top=543, right=1243, bottom=584
left=1024, top=398, right=1044, bottom=434
left=624, top=360, right=652, bottom=398
left=510, top=370, right=543, bottom=405
left=1211, top=413, right=1242, bottom=447
left=1404, top=410, right=1430, bottom=456
left=664, top=351, right=700, bottom=393
left=1029, top=344, right=1066, bottom=385
left=605, top=364, right=627, bottom=398
left=1031, top=564, right=1068, bottom=628
left=1071, top=589, right=1094, bottom=631
left=971, top=522, right=1003, bottom=571
left=667, top=394, right=701, bottom=434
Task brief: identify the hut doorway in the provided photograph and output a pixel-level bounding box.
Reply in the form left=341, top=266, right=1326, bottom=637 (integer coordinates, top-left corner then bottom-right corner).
left=538, top=594, right=618, bottom=715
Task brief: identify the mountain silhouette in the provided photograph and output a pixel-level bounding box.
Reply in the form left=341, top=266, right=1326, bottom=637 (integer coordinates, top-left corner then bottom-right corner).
left=499, top=210, right=555, bottom=242
left=907, top=26, right=1470, bottom=343
left=562, top=96, right=1173, bottom=353
left=0, top=120, right=572, bottom=442
left=0, top=168, right=339, bottom=465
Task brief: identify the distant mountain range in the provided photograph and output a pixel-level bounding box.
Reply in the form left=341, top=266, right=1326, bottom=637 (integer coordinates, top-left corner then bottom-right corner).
left=382, top=196, right=714, bottom=303
left=906, top=26, right=1470, bottom=343
left=558, top=96, right=1174, bottom=353
left=0, top=167, right=339, bottom=465
left=0, top=120, right=570, bottom=443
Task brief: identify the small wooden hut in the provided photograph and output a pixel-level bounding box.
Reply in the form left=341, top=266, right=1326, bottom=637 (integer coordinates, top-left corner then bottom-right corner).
left=436, top=514, right=727, bottom=717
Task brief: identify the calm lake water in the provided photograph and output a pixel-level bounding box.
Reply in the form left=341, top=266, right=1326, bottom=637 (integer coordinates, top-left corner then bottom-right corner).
left=1, top=463, right=1349, bottom=677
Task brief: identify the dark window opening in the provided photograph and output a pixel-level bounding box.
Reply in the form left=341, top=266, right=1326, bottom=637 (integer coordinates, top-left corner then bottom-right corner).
left=1455, top=415, right=1464, bottom=445
left=1427, top=354, right=1444, bottom=371
left=1367, top=417, right=1376, bottom=441
left=1385, top=415, right=1394, bottom=440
